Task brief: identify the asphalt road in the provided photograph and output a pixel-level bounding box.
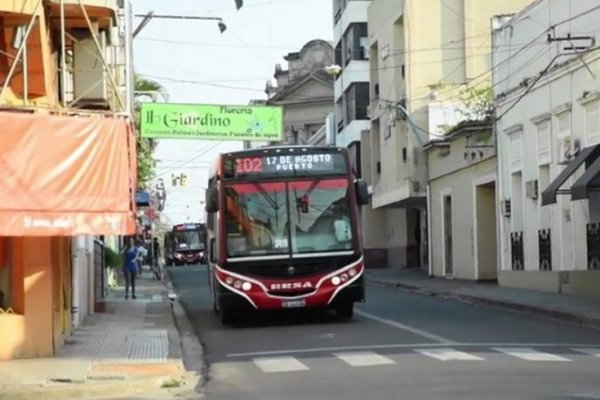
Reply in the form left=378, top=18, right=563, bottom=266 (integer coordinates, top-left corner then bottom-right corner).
left=169, top=265, right=600, bottom=400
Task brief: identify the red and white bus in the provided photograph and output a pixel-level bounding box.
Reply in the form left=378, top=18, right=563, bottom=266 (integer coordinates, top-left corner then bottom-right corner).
left=204, top=146, right=369, bottom=325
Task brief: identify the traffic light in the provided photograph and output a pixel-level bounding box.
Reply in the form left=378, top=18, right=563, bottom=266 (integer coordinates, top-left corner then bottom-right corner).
left=180, top=173, right=188, bottom=186
left=299, top=195, right=309, bottom=213
left=171, top=173, right=179, bottom=187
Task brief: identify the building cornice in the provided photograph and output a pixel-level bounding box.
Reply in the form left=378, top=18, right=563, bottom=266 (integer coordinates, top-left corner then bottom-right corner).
left=503, top=123, right=524, bottom=136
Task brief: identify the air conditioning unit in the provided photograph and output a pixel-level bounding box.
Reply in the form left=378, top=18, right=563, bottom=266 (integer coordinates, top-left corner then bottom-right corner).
left=526, top=180, right=539, bottom=200
left=557, top=136, right=580, bottom=164
left=500, top=199, right=511, bottom=217
left=73, top=32, right=108, bottom=105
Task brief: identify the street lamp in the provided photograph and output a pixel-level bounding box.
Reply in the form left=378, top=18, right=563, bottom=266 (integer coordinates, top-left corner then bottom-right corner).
left=133, top=13, right=229, bottom=38
left=325, top=64, right=342, bottom=147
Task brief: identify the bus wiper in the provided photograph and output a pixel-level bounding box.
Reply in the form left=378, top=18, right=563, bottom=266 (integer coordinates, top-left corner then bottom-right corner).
left=250, top=181, right=279, bottom=210
left=301, top=177, right=321, bottom=198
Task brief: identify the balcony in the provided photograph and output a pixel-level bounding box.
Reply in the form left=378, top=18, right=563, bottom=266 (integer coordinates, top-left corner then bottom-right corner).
left=47, top=0, right=118, bottom=33
left=333, top=0, right=370, bottom=44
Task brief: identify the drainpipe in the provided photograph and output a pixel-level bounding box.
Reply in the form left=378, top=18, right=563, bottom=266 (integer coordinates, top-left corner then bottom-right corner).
left=426, top=183, right=433, bottom=277
left=60, top=0, right=67, bottom=107
left=70, top=238, right=81, bottom=327
left=124, top=0, right=134, bottom=116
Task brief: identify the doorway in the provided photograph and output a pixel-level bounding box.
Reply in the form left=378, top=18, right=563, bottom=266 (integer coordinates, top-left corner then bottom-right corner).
left=442, top=194, right=453, bottom=277
left=475, top=182, right=498, bottom=281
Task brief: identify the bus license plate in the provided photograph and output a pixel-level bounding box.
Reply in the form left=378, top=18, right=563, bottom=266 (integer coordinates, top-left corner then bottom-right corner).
left=282, top=299, right=306, bottom=308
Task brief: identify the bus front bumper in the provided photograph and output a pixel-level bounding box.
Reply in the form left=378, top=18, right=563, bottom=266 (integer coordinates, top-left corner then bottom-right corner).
left=216, top=267, right=365, bottom=312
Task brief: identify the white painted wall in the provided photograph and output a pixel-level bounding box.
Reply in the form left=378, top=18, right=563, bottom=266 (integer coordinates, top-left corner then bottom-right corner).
left=494, top=0, right=600, bottom=274
left=70, top=235, right=94, bottom=327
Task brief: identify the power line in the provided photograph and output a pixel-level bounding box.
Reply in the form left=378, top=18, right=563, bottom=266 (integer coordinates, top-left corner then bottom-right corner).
left=154, top=141, right=223, bottom=178
left=496, top=54, right=560, bottom=120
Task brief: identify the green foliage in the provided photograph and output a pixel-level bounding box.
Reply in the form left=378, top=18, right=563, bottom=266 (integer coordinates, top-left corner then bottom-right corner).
left=104, top=247, right=121, bottom=269
left=133, top=75, right=168, bottom=189
left=457, top=85, right=493, bottom=121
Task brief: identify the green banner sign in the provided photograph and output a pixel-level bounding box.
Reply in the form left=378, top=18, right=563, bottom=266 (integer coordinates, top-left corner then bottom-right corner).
left=140, top=103, right=284, bottom=141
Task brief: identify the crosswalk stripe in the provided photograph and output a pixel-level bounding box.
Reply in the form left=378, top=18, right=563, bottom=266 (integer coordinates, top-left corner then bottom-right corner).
left=572, top=348, right=600, bottom=358
left=415, top=348, right=484, bottom=361
left=253, top=356, right=309, bottom=373
left=334, top=351, right=397, bottom=367
left=493, top=347, right=571, bottom=362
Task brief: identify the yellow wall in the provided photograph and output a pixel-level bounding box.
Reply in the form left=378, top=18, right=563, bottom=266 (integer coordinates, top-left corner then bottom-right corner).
left=0, top=237, right=71, bottom=360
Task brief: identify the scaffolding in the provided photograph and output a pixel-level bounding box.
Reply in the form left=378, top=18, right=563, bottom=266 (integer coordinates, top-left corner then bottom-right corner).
left=0, top=0, right=133, bottom=116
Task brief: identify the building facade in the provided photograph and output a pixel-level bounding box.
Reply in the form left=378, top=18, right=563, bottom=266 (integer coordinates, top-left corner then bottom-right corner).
left=263, top=39, right=335, bottom=146
left=332, top=0, right=371, bottom=150
left=426, top=121, right=497, bottom=280
left=494, top=0, right=600, bottom=298
left=0, top=0, right=136, bottom=359
left=362, top=0, right=532, bottom=270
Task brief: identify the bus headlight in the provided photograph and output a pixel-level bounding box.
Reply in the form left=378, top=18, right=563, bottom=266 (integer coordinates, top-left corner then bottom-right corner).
left=234, top=280, right=243, bottom=289
left=225, top=277, right=234, bottom=285
left=348, top=268, right=357, bottom=277
left=331, top=276, right=341, bottom=286
left=242, top=282, right=252, bottom=292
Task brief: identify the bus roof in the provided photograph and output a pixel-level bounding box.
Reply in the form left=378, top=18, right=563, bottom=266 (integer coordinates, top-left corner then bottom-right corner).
left=224, top=145, right=348, bottom=158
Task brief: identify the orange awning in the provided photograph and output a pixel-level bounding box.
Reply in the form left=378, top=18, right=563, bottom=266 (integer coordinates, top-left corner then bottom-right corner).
left=0, top=112, right=137, bottom=236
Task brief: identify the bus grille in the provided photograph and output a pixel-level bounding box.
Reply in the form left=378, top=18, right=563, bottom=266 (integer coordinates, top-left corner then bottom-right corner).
left=237, top=262, right=339, bottom=278
left=267, top=289, right=316, bottom=297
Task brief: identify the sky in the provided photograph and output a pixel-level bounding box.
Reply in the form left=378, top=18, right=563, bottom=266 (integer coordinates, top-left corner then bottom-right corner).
left=133, top=0, right=334, bottom=225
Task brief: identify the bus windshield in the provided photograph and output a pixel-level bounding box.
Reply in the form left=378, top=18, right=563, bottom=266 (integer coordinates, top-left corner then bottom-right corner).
left=171, top=230, right=203, bottom=251
left=224, top=178, right=353, bottom=258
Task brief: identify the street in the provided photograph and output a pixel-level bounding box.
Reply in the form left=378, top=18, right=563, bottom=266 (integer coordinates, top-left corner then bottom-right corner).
left=169, top=265, right=600, bottom=400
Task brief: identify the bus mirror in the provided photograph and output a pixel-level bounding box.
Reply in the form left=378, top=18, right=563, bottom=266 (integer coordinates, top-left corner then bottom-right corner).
left=355, top=180, right=369, bottom=206
left=205, top=187, right=219, bottom=213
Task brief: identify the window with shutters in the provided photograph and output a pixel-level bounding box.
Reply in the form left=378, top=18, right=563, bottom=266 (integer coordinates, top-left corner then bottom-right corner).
left=510, top=131, right=523, bottom=172
left=585, top=102, right=600, bottom=146
left=556, top=111, right=571, bottom=138
left=537, top=119, right=551, bottom=165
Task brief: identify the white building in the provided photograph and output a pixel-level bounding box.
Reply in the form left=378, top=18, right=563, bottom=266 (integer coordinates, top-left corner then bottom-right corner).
left=332, top=0, right=372, bottom=153
left=494, top=0, right=600, bottom=298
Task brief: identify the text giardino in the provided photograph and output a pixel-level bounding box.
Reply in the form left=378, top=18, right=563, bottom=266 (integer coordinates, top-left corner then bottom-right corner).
left=146, top=106, right=254, bottom=129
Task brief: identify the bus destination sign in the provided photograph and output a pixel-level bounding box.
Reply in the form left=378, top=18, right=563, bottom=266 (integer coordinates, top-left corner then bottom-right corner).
left=174, top=223, right=201, bottom=231
left=224, top=152, right=347, bottom=178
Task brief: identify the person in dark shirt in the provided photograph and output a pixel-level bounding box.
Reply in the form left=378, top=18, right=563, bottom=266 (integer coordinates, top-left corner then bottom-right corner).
left=122, top=236, right=138, bottom=299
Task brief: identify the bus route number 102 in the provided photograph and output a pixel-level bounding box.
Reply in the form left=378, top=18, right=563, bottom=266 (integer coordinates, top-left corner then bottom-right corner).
left=235, top=157, right=263, bottom=174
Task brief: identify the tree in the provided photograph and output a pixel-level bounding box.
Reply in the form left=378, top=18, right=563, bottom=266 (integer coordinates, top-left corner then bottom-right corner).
left=457, top=85, right=493, bottom=122
left=133, top=75, right=168, bottom=189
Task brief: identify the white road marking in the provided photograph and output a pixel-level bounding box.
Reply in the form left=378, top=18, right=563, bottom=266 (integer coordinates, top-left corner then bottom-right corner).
left=572, top=348, right=600, bottom=358
left=227, top=343, right=600, bottom=358
left=415, top=348, right=484, bottom=361
left=334, top=351, right=396, bottom=367
left=493, top=347, right=571, bottom=362
left=253, top=356, right=309, bottom=373
left=355, top=309, right=455, bottom=344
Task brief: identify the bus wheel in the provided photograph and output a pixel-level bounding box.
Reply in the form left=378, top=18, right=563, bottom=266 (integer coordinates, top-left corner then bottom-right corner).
left=335, top=303, right=354, bottom=321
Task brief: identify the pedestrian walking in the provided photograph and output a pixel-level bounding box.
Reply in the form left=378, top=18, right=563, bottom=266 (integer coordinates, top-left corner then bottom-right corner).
left=122, top=236, right=138, bottom=300
left=136, top=240, right=148, bottom=274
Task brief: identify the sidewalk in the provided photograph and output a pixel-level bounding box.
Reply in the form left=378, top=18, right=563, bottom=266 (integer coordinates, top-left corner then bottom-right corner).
left=366, top=268, right=600, bottom=330
left=0, top=268, right=201, bottom=400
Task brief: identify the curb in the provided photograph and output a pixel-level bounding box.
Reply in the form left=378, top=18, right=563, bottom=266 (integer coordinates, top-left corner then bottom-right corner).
left=163, top=269, right=206, bottom=385
left=366, top=277, right=600, bottom=330
left=0, top=375, right=174, bottom=400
